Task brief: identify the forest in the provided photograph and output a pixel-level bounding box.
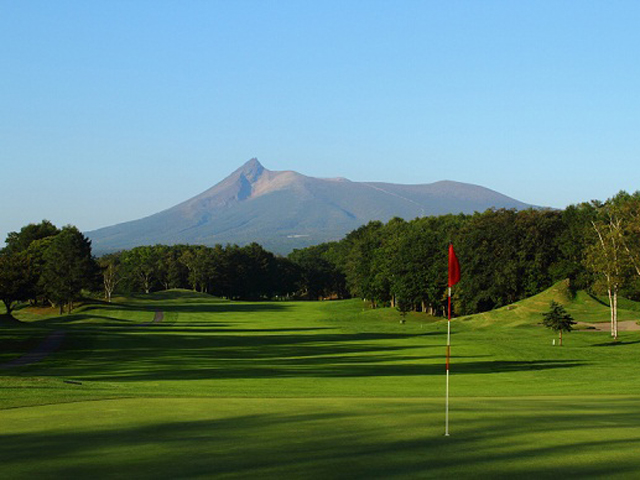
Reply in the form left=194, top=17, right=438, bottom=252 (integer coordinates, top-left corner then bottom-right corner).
left=1, top=191, right=639, bottom=323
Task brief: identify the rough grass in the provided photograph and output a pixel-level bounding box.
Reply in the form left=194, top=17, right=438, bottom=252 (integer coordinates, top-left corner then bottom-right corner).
left=457, top=280, right=640, bottom=328
left=2, top=286, right=640, bottom=478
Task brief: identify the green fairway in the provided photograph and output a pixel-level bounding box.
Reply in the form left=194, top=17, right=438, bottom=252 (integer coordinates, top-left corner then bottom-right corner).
left=2, top=288, right=640, bottom=478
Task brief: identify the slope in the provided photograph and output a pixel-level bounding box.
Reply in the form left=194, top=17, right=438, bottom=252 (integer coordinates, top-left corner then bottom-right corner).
left=457, top=280, right=640, bottom=330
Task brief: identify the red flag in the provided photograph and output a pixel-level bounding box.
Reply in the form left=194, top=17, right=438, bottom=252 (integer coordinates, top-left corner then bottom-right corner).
left=448, top=243, right=460, bottom=287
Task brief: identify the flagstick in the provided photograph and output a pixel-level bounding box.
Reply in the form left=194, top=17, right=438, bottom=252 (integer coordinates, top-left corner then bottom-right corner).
left=445, top=286, right=451, bottom=436
left=445, top=243, right=459, bottom=437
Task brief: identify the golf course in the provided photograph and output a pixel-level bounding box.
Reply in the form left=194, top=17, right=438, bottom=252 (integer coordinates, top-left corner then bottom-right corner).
left=2, top=282, right=640, bottom=479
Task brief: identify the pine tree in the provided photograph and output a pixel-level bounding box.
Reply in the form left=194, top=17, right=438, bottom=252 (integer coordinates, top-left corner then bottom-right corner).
left=542, top=301, right=576, bottom=346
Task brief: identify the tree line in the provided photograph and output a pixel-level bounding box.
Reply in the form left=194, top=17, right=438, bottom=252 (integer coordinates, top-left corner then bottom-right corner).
left=2, top=191, right=639, bottom=331
left=99, top=243, right=300, bottom=301
left=288, top=191, right=640, bottom=334
left=0, top=225, right=306, bottom=317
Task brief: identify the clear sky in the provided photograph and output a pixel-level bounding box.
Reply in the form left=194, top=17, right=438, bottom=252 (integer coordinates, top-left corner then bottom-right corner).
left=2, top=1, right=639, bottom=244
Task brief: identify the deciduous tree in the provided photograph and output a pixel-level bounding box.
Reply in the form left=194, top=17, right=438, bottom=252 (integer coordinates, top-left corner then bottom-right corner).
left=98, top=253, right=121, bottom=302
left=40, top=226, right=98, bottom=314
left=3, top=220, right=59, bottom=254
left=0, top=252, right=35, bottom=318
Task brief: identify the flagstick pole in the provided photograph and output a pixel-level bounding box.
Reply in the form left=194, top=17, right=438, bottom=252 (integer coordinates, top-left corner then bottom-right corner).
left=445, top=286, right=451, bottom=436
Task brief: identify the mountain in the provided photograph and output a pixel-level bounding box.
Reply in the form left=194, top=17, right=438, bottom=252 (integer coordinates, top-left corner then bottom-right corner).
left=87, top=158, right=537, bottom=255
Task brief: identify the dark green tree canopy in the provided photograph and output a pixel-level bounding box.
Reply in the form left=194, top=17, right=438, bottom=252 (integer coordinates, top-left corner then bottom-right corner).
left=0, top=251, right=36, bottom=317
left=4, top=220, right=59, bottom=254
left=542, top=301, right=576, bottom=338
left=40, top=226, right=99, bottom=313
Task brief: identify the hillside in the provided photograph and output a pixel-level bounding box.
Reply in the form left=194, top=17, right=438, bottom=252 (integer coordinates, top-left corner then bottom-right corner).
left=87, top=158, right=537, bottom=255
left=457, top=280, right=640, bottom=330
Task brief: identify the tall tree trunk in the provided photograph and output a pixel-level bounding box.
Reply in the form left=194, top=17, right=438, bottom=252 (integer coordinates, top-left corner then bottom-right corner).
left=103, top=266, right=117, bottom=303
left=2, top=299, right=13, bottom=316
left=607, top=283, right=619, bottom=339
left=105, top=285, right=113, bottom=303
left=613, top=287, right=619, bottom=340
left=607, top=285, right=614, bottom=337
left=559, top=329, right=563, bottom=346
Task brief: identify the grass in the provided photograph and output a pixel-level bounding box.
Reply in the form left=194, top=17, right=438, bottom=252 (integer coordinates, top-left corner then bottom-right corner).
left=3, top=396, right=640, bottom=479
left=458, top=279, right=629, bottom=327
left=2, top=285, right=640, bottom=478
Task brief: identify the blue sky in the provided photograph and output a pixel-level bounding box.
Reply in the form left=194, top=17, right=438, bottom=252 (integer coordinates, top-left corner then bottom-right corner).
left=2, top=1, right=639, bottom=244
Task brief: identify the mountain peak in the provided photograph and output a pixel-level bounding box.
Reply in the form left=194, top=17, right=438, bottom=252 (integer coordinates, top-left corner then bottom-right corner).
left=87, top=160, right=537, bottom=255
left=237, top=158, right=265, bottom=182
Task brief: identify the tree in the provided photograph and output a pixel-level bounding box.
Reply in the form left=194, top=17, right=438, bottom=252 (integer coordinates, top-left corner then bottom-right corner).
left=272, top=256, right=300, bottom=299
left=289, top=244, right=346, bottom=299
left=241, top=243, right=278, bottom=300
left=98, top=253, right=121, bottom=302
left=179, top=246, right=213, bottom=293
left=456, top=209, right=520, bottom=314
left=122, top=246, right=159, bottom=294
left=585, top=199, right=632, bottom=340
left=4, top=220, right=59, bottom=254
left=542, top=301, right=576, bottom=346
left=515, top=209, right=565, bottom=297
left=155, top=245, right=186, bottom=290
left=2, top=221, right=59, bottom=308
left=375, top=217, right=408, bottom=309
left=0, top=252, right=36, bottom=318
left=24, top=236, right=56, bottom=304
left=40, top=226, right=98, bottom=314
left=342, top=221, right=385, bottom=306
left=553, top=203, right=597, bottom=289
left=609, top=192, right=640, bottom=287
left=395, top=283, right=414, bottom=324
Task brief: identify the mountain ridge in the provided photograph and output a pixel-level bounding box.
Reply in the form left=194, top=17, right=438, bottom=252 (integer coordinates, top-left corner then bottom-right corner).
left=87, top=158, right=538, bottom=255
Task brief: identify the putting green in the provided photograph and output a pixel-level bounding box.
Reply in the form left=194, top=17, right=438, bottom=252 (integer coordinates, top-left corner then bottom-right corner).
left=2, top=397, right=640, bottom=479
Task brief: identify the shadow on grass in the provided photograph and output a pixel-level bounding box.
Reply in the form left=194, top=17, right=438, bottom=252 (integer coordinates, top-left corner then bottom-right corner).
left=0, top=323, right=57, bottom=361
left=28, top=296, right=281, bottom=322
left=2, top=398, right=640, bottom=479
left=23, top=324, right=583, bottom=382
left=86, top=359, right=584, bottom=381
left=592, top=339, right=640, bottom=347
left=126, top=290, right=228, bottom=302
left=3, top=298, right=584, bottom=383
left=161, top=303, right=292, bottom=314
left=0, top=314, right=21, bottom=325
left=586, top=292, right=612, bottom=308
